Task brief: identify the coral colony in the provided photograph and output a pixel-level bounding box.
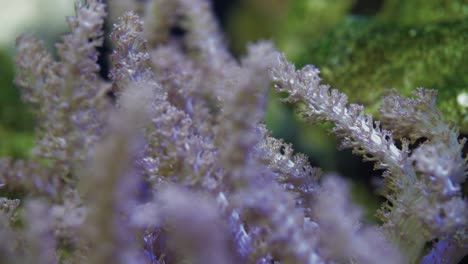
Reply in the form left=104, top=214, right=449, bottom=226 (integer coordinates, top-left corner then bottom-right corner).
left=1, top=0, right=466, bottom=263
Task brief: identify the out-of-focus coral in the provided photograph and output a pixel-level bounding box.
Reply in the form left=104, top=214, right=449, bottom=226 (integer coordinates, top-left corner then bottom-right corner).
left=0, top=1, right=466, bottom=264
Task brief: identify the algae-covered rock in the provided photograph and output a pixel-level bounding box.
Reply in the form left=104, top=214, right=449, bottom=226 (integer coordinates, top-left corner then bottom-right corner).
left=296, top=18, right=468, bottom=132
left=378, top=0, right=468, bottom=25
left=277, top=0, right=353, bottom=58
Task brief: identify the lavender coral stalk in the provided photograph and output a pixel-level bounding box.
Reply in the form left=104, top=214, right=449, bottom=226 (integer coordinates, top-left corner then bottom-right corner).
left=13, top=0, right=110, bottom=200
left=81, top=85, right=151, bottom=264
left=270, top=53, right=467, bottom=262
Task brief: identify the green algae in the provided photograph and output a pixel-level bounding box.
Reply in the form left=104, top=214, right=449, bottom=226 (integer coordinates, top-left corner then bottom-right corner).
left=295, top=18, right=468, bottom=132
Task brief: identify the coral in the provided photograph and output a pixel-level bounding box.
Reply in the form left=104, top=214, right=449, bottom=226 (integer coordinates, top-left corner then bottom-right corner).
left=0, top=1, right=466, bottom=264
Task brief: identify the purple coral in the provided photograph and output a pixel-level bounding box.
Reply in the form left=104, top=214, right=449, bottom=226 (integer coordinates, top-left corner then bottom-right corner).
left=0, top=1, right=466, bottom=264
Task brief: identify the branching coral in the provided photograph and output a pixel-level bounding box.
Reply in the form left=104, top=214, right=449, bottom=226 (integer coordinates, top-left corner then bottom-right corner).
left=270, top=51, right=467, bottom=262
left=0, top=0, right=466, bottom=264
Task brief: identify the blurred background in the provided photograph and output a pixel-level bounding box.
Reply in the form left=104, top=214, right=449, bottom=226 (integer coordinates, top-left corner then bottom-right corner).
left=0, top=0, right=467, bottom=221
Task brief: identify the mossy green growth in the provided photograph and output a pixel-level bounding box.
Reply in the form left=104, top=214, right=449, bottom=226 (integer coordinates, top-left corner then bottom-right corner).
left=295, top=18, right=468, bottom=132
left=225, top=0, right=351, bottom=56
left=378, top=0, right=468, bottom=25
left=277, top=0, right=353, bottom=59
